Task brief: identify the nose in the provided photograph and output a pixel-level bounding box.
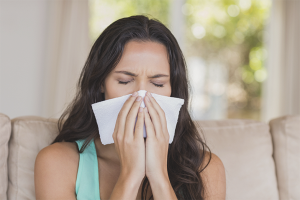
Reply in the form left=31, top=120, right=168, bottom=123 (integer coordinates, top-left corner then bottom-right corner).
left=134, top=81, right=148, bottom=94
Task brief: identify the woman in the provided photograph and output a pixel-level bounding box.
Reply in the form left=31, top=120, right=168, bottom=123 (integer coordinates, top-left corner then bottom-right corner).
left=34, top=15, right=226, bottom=200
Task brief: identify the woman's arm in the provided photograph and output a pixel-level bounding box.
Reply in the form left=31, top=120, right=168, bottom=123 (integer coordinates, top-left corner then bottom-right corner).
left=34, top=142, right=78, bottom=200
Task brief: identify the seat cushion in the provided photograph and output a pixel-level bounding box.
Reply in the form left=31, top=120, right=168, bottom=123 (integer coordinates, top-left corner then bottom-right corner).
left=270, top=115, right=300, bottom=200
left=196, top=119, right=279, bottom=200
left=0, top=113, right=11, bottom=200
left=8, top=116, right=58, bottom=200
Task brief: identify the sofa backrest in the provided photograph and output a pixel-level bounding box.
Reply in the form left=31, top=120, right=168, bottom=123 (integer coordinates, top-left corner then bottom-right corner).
left=196, top=119, right=279, bottom=200
left=3, top=114, right=299, bottom=200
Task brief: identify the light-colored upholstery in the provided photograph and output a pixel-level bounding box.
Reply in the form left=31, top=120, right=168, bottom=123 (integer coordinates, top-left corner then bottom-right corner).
left=270, top=115, right=300, bottom=200
left=0, top=113, right=11, bottom=200
left=8, top=116, right=58, bottom=200
left=0, top=113, right=299, bottom=200
left=196, top=119, right=279, bottom=200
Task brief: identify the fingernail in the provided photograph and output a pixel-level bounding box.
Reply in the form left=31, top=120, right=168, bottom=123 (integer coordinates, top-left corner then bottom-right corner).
left=132, top=92, right=138, bottom=97
left=148, top=92, right=152, bottom=97
left=136, top=96, right=142, bottom=101
left=139, top=107, right=143, bottom=112
left=145, top=107, right=148, bottom=113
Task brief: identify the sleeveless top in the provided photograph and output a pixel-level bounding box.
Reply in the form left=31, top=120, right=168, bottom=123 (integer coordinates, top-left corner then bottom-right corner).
left=75, top=139, right=101, bottom=200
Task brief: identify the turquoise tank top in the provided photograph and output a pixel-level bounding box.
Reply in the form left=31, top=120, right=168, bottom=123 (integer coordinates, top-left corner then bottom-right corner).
left=75, top=139, right=101, bottom=200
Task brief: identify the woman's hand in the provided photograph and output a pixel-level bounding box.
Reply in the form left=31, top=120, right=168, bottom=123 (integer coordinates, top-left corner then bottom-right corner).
left=143, top=91, right=170, bottom=183
left=112, top=91, right=146, bottom=183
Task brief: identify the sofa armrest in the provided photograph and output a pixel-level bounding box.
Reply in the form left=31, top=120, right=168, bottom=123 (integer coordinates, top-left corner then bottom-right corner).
left=270, top=115, right=300, bottom=200
left=0, top=113, right=11, bottom=200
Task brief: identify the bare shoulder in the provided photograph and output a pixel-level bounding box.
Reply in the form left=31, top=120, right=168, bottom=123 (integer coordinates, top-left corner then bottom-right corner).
left=34, top=141, right=79, bottom=200
left=200, top=151, right=226, bottom=200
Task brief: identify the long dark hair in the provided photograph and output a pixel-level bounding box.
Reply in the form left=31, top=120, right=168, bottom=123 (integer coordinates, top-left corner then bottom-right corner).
left=52, top=15, right=212, bottom=200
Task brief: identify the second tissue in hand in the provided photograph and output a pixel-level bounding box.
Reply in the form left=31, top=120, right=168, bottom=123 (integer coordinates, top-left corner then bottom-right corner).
left=91, top=90, right=184, bottom=145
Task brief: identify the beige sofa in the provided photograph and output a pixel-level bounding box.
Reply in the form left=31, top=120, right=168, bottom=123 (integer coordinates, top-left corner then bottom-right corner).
left=0, top=113, right=299, bottom=200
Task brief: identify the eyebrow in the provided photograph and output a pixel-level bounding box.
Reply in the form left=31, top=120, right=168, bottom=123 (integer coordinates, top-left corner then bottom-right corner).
left=114, top=70, right=169, bottom=78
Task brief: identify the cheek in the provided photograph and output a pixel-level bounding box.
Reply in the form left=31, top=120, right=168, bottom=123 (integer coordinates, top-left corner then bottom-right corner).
left=104, top=79, right=130, bottom=100
left=165, top=83, right=172, bottom=96
left=153, top=84, right=172, bottom=97
left=104, top=79, right=118, bottom=100
left=165, top=86, right=172, bottom=97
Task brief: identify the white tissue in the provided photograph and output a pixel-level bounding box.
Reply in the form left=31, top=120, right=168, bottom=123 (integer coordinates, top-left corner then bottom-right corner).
left=91, top=90, right=184, bottom=145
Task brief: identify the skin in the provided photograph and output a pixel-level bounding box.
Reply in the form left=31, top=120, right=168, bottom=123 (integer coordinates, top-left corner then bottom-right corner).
left=34, top=40, right=226, bottom=200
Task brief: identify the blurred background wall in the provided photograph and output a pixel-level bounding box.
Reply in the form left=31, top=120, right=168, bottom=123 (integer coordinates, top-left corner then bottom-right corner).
left=0, top=0, right=299, bottom=122
left=0, top=0, right=90, bottom=119
left=0, top=1, right=49, bottom=118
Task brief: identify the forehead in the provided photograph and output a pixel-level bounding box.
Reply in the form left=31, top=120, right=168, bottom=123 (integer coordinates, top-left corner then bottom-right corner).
left=114, top=40, right=170, bottom=73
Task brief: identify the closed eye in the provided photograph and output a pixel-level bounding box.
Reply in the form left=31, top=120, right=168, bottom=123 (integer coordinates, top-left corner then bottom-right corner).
left=118, top=81, right=164, bottom=87
left=153, top=83, right=164, bottom=87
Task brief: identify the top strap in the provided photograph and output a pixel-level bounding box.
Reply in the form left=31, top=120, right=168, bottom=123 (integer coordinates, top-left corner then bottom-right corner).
left=75, top=139, right=101, bottom=200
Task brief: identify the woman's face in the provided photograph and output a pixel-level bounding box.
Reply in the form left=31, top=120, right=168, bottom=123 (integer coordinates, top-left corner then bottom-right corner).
left=102, top=41, right=171, bottom=100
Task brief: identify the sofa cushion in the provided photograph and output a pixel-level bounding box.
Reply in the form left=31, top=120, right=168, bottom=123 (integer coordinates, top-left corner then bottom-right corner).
left=0, top=113, right=11, bottom=200
left=270, top=115, right=300, bottom=200
left=196, top=119, right=279, bottom=200
left=8, top=116, right=58, bottom=200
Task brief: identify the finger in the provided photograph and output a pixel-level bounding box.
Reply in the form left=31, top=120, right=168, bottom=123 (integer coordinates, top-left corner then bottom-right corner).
left=112, top=115, right=122, bottom=156
left=145, top=92, right=168, bottom=135
left=115, top=92, right=138, bottom=141
left=112, top=115, right=119, bottom=143
left=144, top=107, right=156, bottom=140
left=112, top=105, right=121, bottom=140
left=134, top=107, right=145, bottom=140
left=124, top=95, right=143, bottom=140
left=144, top=95, right=163, bottom=140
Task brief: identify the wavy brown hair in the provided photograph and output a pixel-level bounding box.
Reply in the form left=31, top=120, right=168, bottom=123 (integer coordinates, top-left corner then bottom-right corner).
left=52, top=15, right=212, bottom=200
